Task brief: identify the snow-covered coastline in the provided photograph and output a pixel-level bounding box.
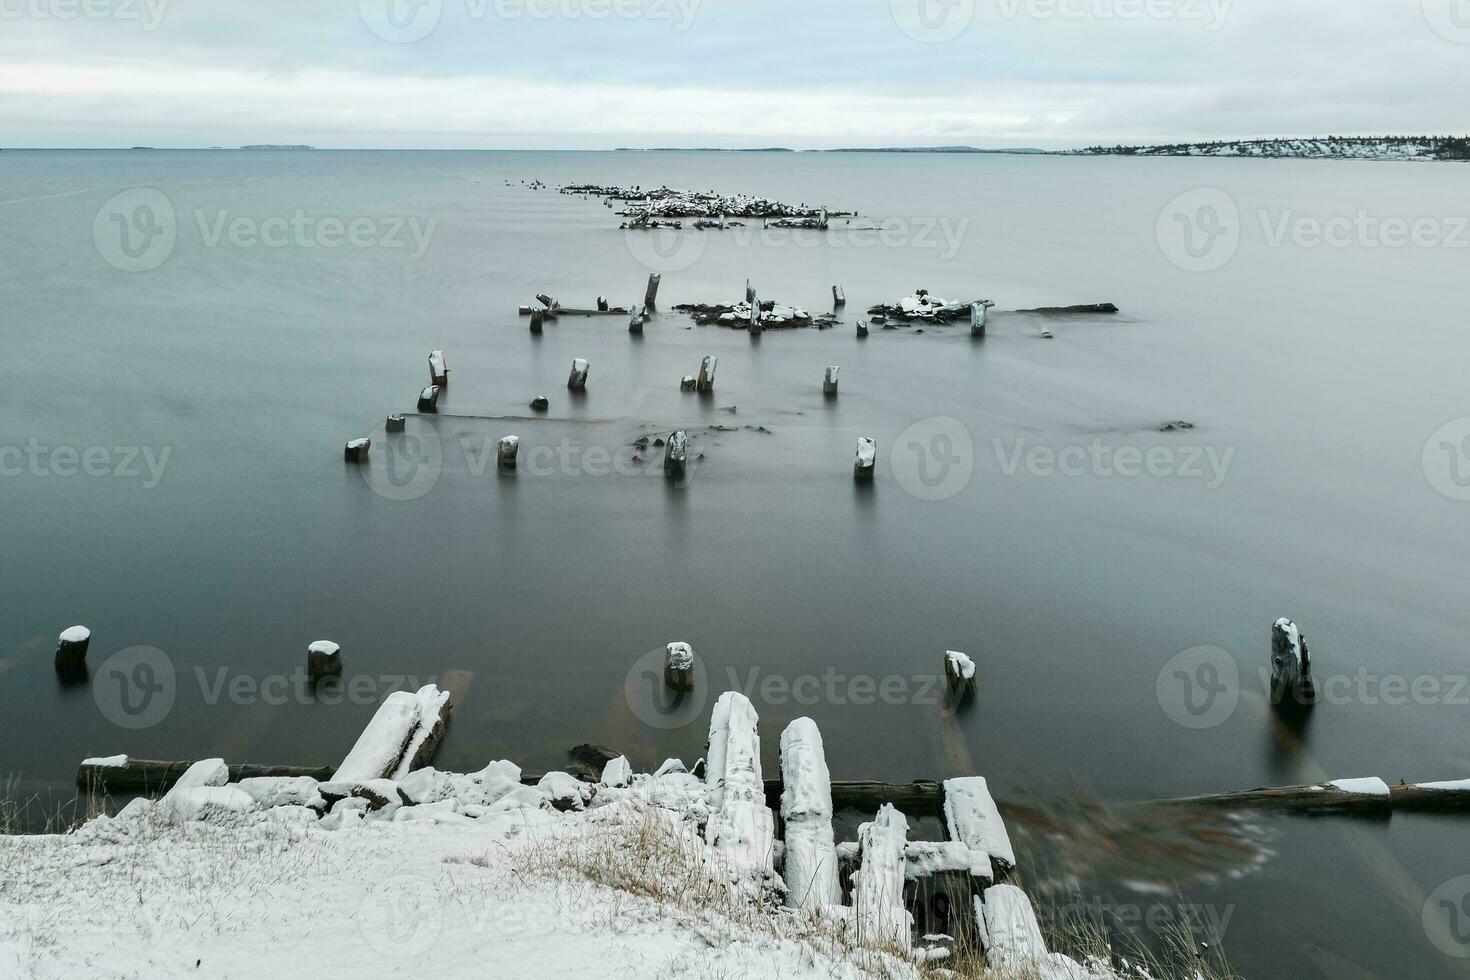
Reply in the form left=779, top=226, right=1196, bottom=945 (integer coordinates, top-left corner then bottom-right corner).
left=1070, top=136, right=1470, bottom=162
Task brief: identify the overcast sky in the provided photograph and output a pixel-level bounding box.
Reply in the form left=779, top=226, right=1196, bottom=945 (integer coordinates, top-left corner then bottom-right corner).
left=1, top=0, right=1466, bottom=148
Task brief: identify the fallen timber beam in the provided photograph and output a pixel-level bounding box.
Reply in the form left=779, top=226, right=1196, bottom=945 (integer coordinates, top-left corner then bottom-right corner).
left=511, top=775, right=946, bottom=816
left=77, top=758, right=334, bottom=794
left=519, top=307, right=627, bottom=317
left=1011, top=303, right=1119, bottom=315
left=1141, top=778, right=1470, bottom=814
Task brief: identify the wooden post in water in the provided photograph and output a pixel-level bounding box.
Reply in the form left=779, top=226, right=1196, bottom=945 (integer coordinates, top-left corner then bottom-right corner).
left=597, top=295, right=610, bottom=312
left=852, top=803, right=912, bottom=947
left=945, top=650, right=976, bottom=694
left=567, top=358, right=589, bottom=391
left=697, top=356, right=718, bottom=393
left=664, top=641, right=694, bottom=691
left=343, top=438, right=371, bottom=462
left=970, top=302, right=987, bottom=338
left=530, top=309, right=545, bottom=334
left=629, top=304, right=645, bottom=334
left=857, top=320, right=869, bottom=338
left=498, top=436, right=520, bottom=472
left=749, top=294, right=762, bottom=336
left=679, top=375, right=697, bottom=392
left=56, top=626, right=91, bottom=671
left=644, top=273, right=662, bottom=310
left=746, top=279, right=756, bottom=304
left=307, top=640, right=342, bottom=680
left=1271, top=617, right=1315, bottom=705
left=833, top=285, right=846, bottom=307
left=855, top=437, right=877, bottom=480
left=428, top=350, right=449, bottom=386
left=530, top=396, right=549, bottom=412
left=418, top=386, right=440, bottom=412
left=779, top=718, right=841, bottom=912
left=664, top=430, right=689, bottom=480
left=386, top=414, right=406, bottom=433
left=823, top=366, right=840, bottom=396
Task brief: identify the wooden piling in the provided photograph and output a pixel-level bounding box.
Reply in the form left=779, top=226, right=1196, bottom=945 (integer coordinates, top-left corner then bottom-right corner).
left=343, top=438, right=371, bottom=462
left=418, top=386, right=440, bottom=412
left=428, top=350, right=449, bottom=386
left=970, top=302, right=987, bottom=338
left=945, top=650, right=976, bottom=692
left=680, top=375, right=697, bottom=392
left=55, top=626, right=91, bottom=671
left=779, top=718, right=842, bottom=911
left=307, top=640, right=342, bottom=680
left=749, top=295, right=762, bottom=336
left=567, top=358, right=589, bottom=391
left=697, top=355, right=717, bottom=393
left=855, top=437, right=877, bottom=480
left=857, top=320, right=869, bottom=338
left=629, top=304, right=645, bottom=335
left=644, top=273, right=661, bottom=310
left=386, top=414, right=406, bottom=433
left=852, top=804, right=913, bottom=947
left=530, top=310, right=545, bottom=334
left=833, top=285, right=846, bottom=307
left=704, top=692, right=778, bottom=888
left=1271, top=617, right=1315, bottom=704
left=664, top=430, right=689, bottom=480
left=664, top=641, right=694, bottom=691
left=498, top=436, right=520, bottom=472
left=823, top=366, right=840, bottom=396
left=530, top=396, right=550, bottom=412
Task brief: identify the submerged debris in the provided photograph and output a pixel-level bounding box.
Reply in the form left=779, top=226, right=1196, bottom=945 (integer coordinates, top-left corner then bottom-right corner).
left=561, top=183, right=850, bottom=220
left=675, top=299, right=813, bottom=329
left=868, top=288, right=993, bottom=323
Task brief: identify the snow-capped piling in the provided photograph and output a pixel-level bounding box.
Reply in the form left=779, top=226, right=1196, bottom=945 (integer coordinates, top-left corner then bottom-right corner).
left=629, top=304, right=645, bottom=334
left=855, top=437, right=877, bottom=480
left=530, top=396, right=549, bottom=412
left=428, top=350, right=449, bottom=387
left=779, top=718, right=841, bottom=912
left=664, top=641, right=695, bottom=691
left=970, top=302, right=987, bottom=338
left=386, top=414, right=406, bottom=433
left=644, top=273, right=661, bottom=310
left=945, top=650, right=976, bottom=693
left=343, top=438, right=371, bottom=463
left=749, top=294, right=762, bottom=336
left=1271, top=617, right=1315, bottom=704
left=980, top=885, right=1050, bottom=975
left=567, top=358, right=589, bottom=390
left=697, top=355, right=718, bottom=393
left=823, top=366, right=840, bottom=396
left=418, top=386, right=440, bottom=412
left=307, top=640, right=342, bottom=680
left=498, top=436, right=520, bottom=472
left=597, top=295, right=609, bottom=312
left=664, top=430, right=689, bottom=481
left=833, top=285, right=845, bottom=307
left=857, top=320, right=869, bottom=338
left=745, top=279, right=755, bottom=304
left=943, top=776, right=1015, bottom=882
left=703, top=692, right=778, bottom=890
left=530, top=309, right=545, bottom=334
left=55, top=626, right=91, bottom=671
left=680, top=375, right=697, bottom=392
left=852, top=804, right=912, bottom=947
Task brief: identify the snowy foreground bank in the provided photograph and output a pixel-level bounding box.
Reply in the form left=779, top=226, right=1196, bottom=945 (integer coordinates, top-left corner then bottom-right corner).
left=2, top=692, right=1142, bottom=980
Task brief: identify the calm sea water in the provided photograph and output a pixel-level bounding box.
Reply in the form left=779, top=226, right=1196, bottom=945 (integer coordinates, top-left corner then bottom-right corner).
left=3, top=149, right=1469, bottom=977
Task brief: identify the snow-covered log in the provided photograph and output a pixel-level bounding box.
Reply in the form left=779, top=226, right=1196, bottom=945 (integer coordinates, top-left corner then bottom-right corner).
left=386, top=414, right=406, bottom=433
left=704, top=692, right=778, bottom=891
left=823, top=366, right=840, bottom=396
left=664, top=641, right=695, bottom=691
left=855, top=437, right=877, bottom=480
left=56, top=626, right=91, bottom=670
left=779, top=718, right=841, bottom=911
left=943, top=777, right=1016, bottom=881
left=418, top=385, right=440, bottom=412
left=333, top=684, right=453, bottom=785
left=980, top=885, right=1050, bottom=974
left=307, top=640, right=342, bottom=680
left=664, top=430, right=689, bottom=481
left=76, top=758, right=334, bottom=793
left=833, top=285, right=845, bottom=307
left=343, top=438, right=371, bottom=463
left=567, top=358, right=589, bottom=390
left=1271, top=617, right=1315, bottom=704
left=601, top=756, right=633, bottom=788
left=428, top=350, right=448, bottom=386
left=629, top=304, right=645, bottom=334
left=697, top=355, right=717, bottom=393
left=644, top=273, right=661, bottom=310
left=498, top=436, right=520, bottom=472
left=851, top=803, right=913, bottom=948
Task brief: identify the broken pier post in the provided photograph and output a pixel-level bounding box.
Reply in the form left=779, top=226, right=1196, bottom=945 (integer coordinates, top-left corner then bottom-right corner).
left=418, top=386, right=440, bottom=412
left=644, top=273, right=661, bottom=310
left=343, top=437, right=371, bottom=462
left=567, top=358, right=589, bottom=391
left=597, top=295, right=609, bottom=312
left=697, top=355, right=717, bottom=393
left=945, top=650, right=976, bottom=694
left=428, top=350, right=448, bottom=386
left=749, top=295, right=762, bottom=336
left=1271, top=617, right=1315, bottom=705
left=56, top=626, right=91, bottom=671
left=530, top=310, right=545, bottom=334
left=307, top=640, right=342, bottom=680
left=629, top=304, right=645, bottom=335
left=823, top=366, right=840, bottom=396
left=852, top=803, right=913, bottom=947
left=664, top=641, right=694, bottom=691
left=679, top=375, right=697, bottom=392
left=833, top=285, right=846, bottom=308
left=386, top=414, right=406, bottom=433
left=857, top=320, right=869, bottom=338
left=970, top=302, right=987, bottom=338
left=498, top=436, right=520, bottom=472
left=664, top=430, right=689, bottom=481
left=855, top=437, right=877, bottom=480
left=780, top=718, right=841, bottom=912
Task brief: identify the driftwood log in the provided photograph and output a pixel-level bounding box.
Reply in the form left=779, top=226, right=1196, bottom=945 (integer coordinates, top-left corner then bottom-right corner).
left=1013, top=303, right=1119, bottom=315
left=78, top=760, right=336, bottom=794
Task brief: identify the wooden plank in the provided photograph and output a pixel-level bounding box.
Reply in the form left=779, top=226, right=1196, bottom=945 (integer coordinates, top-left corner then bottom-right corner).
left=779, top=718, right=841, bottom=910
left=703, top=692, right=777, bottom=888
left=944, top=776, right=1016, bottom=880
left=851, top=803, right=912, bottom=948
left=77, top=759, right=334, bottom=794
